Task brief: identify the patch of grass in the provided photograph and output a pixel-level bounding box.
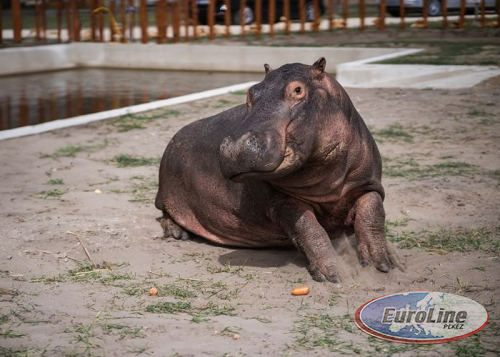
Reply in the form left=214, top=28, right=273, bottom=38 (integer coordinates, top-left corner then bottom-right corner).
left=123, top=282, right=151, bottom=296
left=383, top=157, right=478, bottom=180
left=468, top=108, right=492, bottom=117
left=65, top=315, right=146, bottom=355
left=292, top=313, right=356, bottom=352
left=144, top=300, right=236, bottom=321
left=32, top=261, right=132, bottom=285
left=453, top=333, right=486, bottom=357
left=207, top=262, right=244, bottom=275
left=129, top=178, right=158, bottom=203
left=368, top=336, right=428, bottom=356
left=46, top=178, right=64, bottom=185
left=30, top=274, right=66, bottom=284
left=41, top=140, right=112, bottom=160
left=389, top=226, right=500, bottom=253
left=212, top=99, right=241, bottom=108
left=111, top=110, right=180, bottom=132
left=110, top=154, right=161, bottom=168
left=99, top=272, right=135, bottom=286
left=34, top=189, right=66, bottom=199
left=106, top=176, right=158, bottom=203
left=101, top=322, right=145, bottom=339
left=230, top=90, right=249, bottom=95
left=375, top=41, right=500, bottom=67
left=386, top=217, right=411, bottom=228
left=328, top=293, right=342, bottom=307
left=45, top=145, right=82, bottom=158
left=1, top=325, right=26, bottom=338
left=371, top=124, right=413, bottom=143
left=158, top=283, right=198, bottom=299
left=0, top=346, right=46, bottom=356
left=145, top=301, right=192, bottom=314
left=0, top=314, right=25, bottom=339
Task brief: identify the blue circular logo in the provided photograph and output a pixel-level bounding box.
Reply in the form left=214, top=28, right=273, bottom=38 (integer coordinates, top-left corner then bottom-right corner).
left=354, top=291, right=489, bottom=344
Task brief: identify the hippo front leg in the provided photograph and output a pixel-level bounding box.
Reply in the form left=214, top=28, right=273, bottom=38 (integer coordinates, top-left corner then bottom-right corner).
left=352, top=191, right=392, bottom=272
left=270, top=200, right=342, bottom=283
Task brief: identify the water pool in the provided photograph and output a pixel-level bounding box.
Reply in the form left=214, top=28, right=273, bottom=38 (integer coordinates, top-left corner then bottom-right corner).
left=0, top=68, right=263, bottom=131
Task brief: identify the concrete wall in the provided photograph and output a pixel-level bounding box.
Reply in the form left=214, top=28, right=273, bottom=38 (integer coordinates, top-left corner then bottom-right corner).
left=0, top=43, right=405, bottom=76
left=0, top=45, right=77, bottom=76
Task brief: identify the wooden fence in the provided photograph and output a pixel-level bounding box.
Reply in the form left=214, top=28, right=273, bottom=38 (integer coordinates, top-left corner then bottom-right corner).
left=1, top=0, right=500, bottom=45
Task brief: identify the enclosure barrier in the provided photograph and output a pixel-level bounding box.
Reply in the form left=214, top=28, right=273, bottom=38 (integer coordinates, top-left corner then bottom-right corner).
left=1, top=0, right=499, bottom=45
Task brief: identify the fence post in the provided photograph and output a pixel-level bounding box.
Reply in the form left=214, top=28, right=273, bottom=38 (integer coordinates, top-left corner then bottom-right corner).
left=422, top=0, right=428, bottom=28
left=140, top=0, right=148, bottom=43
left=97, top=0, right=105, bottom=41
left=459, top=0, right=465, bottom=28
left=127, top=0, right=135, bottom=42
left=0, top=1, right=3, bottom=44
left=191, top=0, right=198, bottom=40
left=65, top=1, right=73, bottom=42
left=224, top=0, right=231, bottom=38
left=379, top=0, right=386, bottom=30
left=441, top=0, right=447, bottom=29
left=480, top=0, right=485, bottom=28
left=312, top=0, right=320, bottom=32
left=57, top=0, right=63, bottom=42
left=240, top=0, right=247, bottom=37
left=90, top=0, right=96, bottom=41
left=208, top=0, right=215, bottom=40
left=41, top=0, right=47, bottom=41
left=269, top=0, right=275, bottom=37
left=156, top=0, right=167, bottom=43
left=497, top=0, right=500, bottom=29
left=399, top=0, right=405, bottom=29
left=327, top=0, right=334, bottom=31
left=71, top=0, right=81, bottom=41
left=119, top=0, right=126, bottom=42
left=255, top=0, right=262, bottom=37
left=12, top=0, right=23, bottom=43
left=342, top=0, right=348, bottom=30
left=182, top=0, right=189, bottom=42
left=283, top=0, right=290, bottom=34
left=35, top=0, right=42, bottom=42
left=299, top=0, right=305, bottom=33
left=359, top=0, right=365, bottom=31
left=172, top=0, right=181, bottom=42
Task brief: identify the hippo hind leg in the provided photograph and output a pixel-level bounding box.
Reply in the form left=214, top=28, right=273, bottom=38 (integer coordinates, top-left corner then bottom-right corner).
left=158, top=213, right=190, bottom=241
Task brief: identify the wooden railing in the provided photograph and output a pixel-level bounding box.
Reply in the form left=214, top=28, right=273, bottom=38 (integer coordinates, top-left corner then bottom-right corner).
left=1, top=0, right=499, bottom=45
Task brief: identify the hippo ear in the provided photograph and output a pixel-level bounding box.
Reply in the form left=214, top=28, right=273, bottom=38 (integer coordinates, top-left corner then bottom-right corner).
left=264, top=64, right=273, bottom=75
left=312, top=57, right=326, bottom=75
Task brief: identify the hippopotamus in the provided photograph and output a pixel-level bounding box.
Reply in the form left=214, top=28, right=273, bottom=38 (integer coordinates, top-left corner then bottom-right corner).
left=155, top=57, right=395, bottom=282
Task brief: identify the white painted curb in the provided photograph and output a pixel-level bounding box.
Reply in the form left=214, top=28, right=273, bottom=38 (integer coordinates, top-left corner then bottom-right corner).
left=0, top=81, right=257, bottom=142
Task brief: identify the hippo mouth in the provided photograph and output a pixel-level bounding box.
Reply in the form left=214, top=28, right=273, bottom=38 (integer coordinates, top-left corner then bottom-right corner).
left=229, top=144, right=302, bottom=182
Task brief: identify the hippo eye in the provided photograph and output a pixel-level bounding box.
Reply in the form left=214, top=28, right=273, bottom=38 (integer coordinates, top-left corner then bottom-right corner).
left=286, top=81, right=306, bottom=103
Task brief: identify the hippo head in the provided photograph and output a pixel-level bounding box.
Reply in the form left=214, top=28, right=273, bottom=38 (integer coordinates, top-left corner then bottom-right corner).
left=219, top=57, right=344, bottom=183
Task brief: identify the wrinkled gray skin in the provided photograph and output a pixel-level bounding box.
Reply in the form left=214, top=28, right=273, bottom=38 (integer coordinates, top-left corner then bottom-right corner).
left=155, top=58, right=394, bottom=282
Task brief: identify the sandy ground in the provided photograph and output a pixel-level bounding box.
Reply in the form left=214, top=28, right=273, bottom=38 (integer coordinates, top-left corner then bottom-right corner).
left=0, top=73, right=499, bottom=356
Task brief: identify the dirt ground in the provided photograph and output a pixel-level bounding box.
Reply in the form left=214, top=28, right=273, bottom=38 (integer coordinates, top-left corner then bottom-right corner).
left=0, top=70, right=499, bottom=356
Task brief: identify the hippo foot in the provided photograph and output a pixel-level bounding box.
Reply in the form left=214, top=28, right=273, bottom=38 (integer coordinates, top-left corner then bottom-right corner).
left=357, top=242, right=403, bottom=273
left=357, top=249, right=392, bottom=273
left=307, top=262, right=341, bottom=283
left=159, top=216, right=190, bottom=241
